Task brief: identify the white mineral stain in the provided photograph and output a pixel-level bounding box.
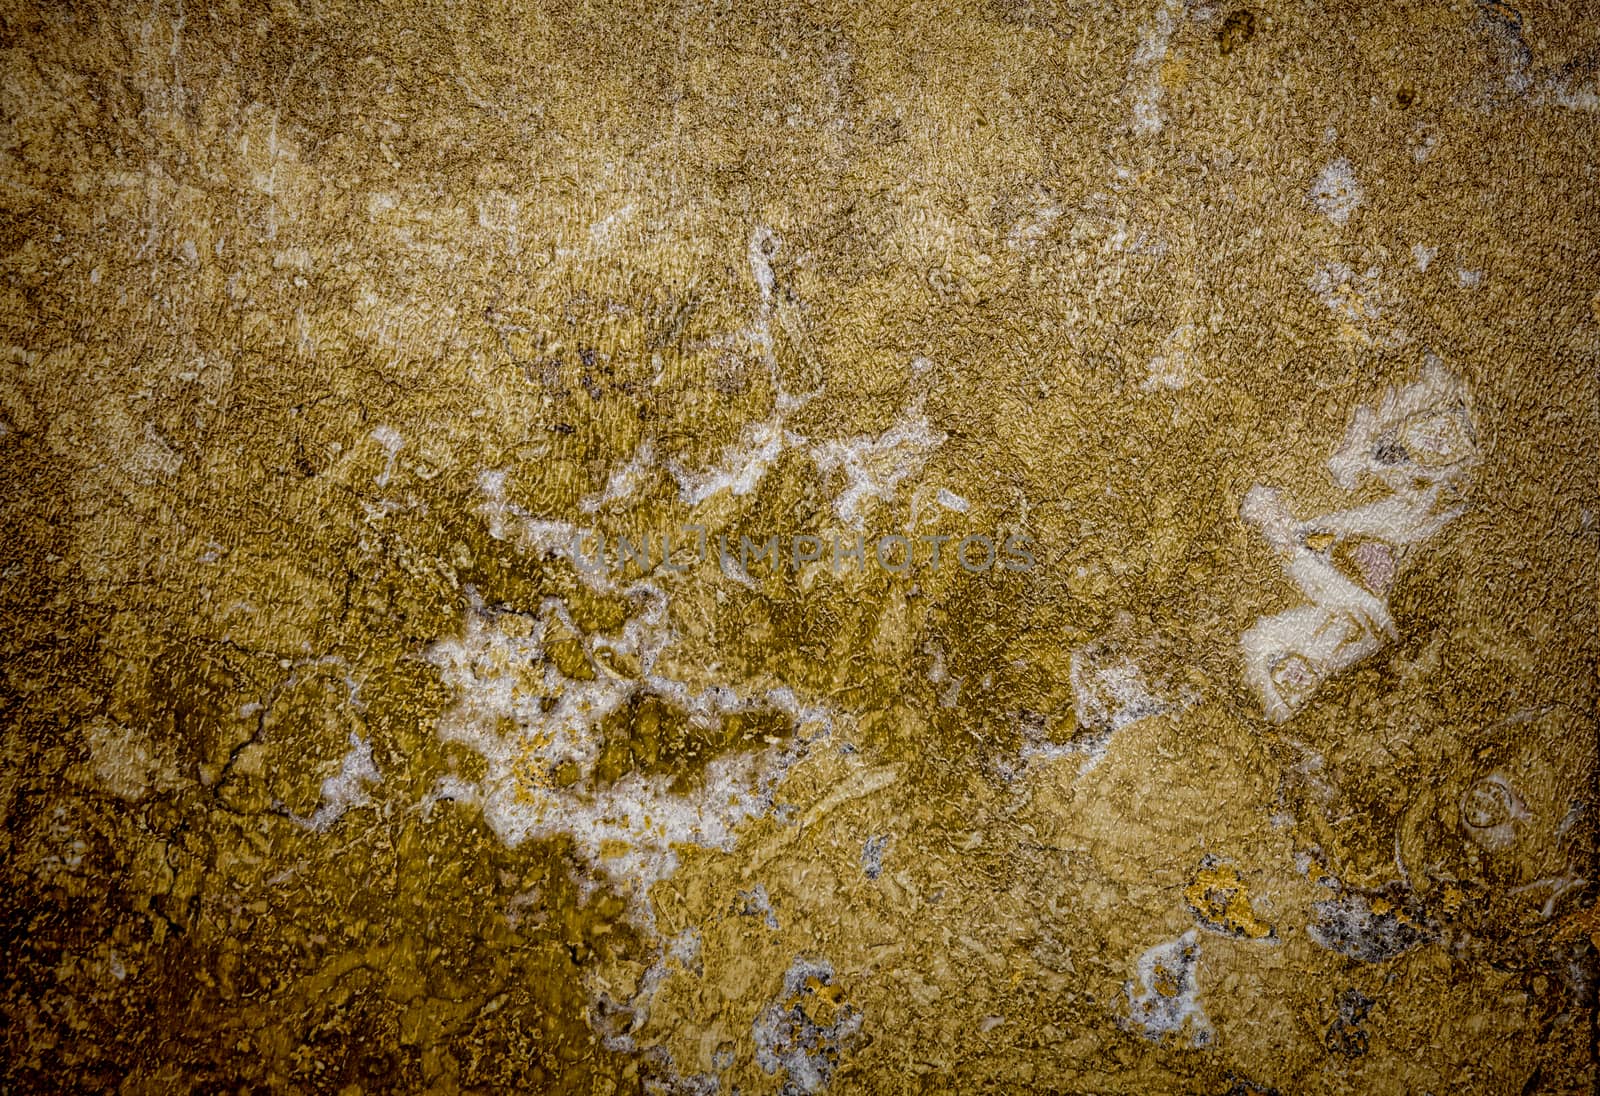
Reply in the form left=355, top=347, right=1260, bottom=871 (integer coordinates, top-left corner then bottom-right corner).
left=1308, top=262, right=1402, bottom=346
left=561, top=226, right=947, bottom=526
left=1241, top=360, right=1477, bottom=721
left=1411, top=127, right=1438, bottom=162
left=588, top=928, right=701, bottom=1052
left=1071, top=653, right=1165, bottom=735
left=476, top=191, right=521, bottom=255
left=811, top=403, right=945, bottom=530
left=1309, top=262, right=1382, bottom=322
left=1309, top=157, right=1363, bottom=225
left=1059, top=628, right=1194, bottom=771
left=426, top=586, right=836, bottom=926
left=123, top=420, right=182, bottom=483
left=663, top=225, right=812, bottom=506
left=371, top=425, right=403, bottom=487
left=84, top=716, right=182, bottom=801
left=293, top=732, right=381, bottom=831
left=477, top=468, right=615, bottom=592
left=926, top=642, right=963, bottom=709
left=588, top=203, right=634, bottom=250
left=1005, top=196, right=1062, bottom=250
left=1141, top=322, right=1200, bottom=392
left=581, top=440, right=657, bottom=512
left=1123, top=930, right=1212, bottom=1046
left=753, top=957, right=864, bottom=1093
left=1551, top=82, right=1599, bottom=110
left=1128, top=1, right=1180, bottom=136
left=668, top=411, right=799, bottom=507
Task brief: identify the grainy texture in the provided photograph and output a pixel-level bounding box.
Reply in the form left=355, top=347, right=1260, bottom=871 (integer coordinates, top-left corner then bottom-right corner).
left=2, top=1, right=1597, bottom=1093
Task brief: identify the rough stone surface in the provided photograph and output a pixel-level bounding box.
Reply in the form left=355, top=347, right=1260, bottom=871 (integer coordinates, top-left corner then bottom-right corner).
left=2, top=1, right=1597, bottom=1092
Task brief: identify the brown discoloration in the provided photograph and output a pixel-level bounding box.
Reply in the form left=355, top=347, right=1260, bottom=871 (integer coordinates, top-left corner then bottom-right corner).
left=1218, top=10, right=1258, bottom=55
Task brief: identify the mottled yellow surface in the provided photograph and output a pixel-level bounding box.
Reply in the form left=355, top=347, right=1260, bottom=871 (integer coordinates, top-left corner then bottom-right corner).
left=2, top=1, right=1597, bottom=1093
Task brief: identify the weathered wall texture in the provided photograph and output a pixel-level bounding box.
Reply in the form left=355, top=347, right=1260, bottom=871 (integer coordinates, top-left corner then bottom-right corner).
left=2, top=1, right=1597, bottom=1092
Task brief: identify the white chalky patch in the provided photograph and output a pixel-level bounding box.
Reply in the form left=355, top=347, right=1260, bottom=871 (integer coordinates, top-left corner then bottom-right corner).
left=1309, top=158, right=1363, bottom=225
left=83, top=716, right=182, bottom=801
left=371, top=425, right=403, bottom=487
left=581, top=440, right=657, bottom=512
left=588, top=928, right=701, bottom=1052
left=128, top=423, right=182, bottom=483
left=1141, top=322, right=1200, bottom=392
left=753, top=957, right=864, bottom=1093
left=1015, top=716, right=1075, bottom=769
left=1309, top=262, right=1382, bottom=322
left=1060, top=630, right=1194, bottom=771
left=588, top=203, right=634, bottom=249
left=1551, top=82, right=1600, bottom=111
left=478, top=469, right=616, bottom=592
left=1308, top=262, right=1402, bottom=346
left=476, top=191, right=520, bottom=255
left=1005, top=199, right=1061, bottom=250
left=748, top=224, right=779, bottom=301
left=663, top=224, right=817, bottom=506
left=926, top=644, right=963, bottom=710
left=668, top=412, right=800, bottom=507
left=1241, top=360, right=1477, bottom=721
left=1306, top=890, right=1425, bottom=962
left=739, top=883, right=780, bottom=930
left=1128, top=1, right=1180, bottom=135
left=558, top=225, right=947, bottom=531
left=1124, top=930, right=1212, bottom=1046
left=1071, top=653, right=1166, bottom=735
left=667, top=400, right=943, bottom=526
left=1412, top=243, right=1436, bottom=272
left=427, top=586, right=834, bottom=926
left=811, top=405, right=945, bottom=531
left=293, top=732, right=381, bottom=831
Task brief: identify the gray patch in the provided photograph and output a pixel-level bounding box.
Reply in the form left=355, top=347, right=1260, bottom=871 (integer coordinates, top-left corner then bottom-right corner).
left=639, top=1045, right=719, bottom=1096
left=738, top=883, right=780, bottom=930
left=1308, top=893, right=1426, bottom=963
left=1324, top=988, right=1375, bottom=1058
left=1224, top=1080, right=1282, bottom=1096
left=753, top=957, right=864, bottom=1095
left=1123, top=930, right=1213, bottom=1047
left=861, top=834, right=889, bottom=880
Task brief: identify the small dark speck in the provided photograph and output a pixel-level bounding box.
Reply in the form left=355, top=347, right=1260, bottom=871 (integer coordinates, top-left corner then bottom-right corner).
left=1396, top=86, right=1416, bottom=108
